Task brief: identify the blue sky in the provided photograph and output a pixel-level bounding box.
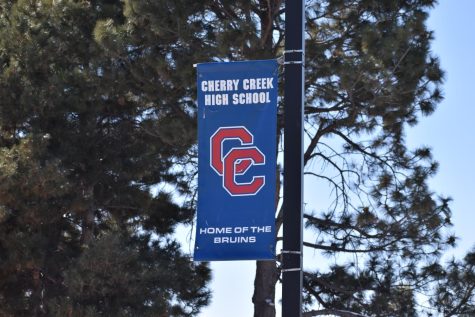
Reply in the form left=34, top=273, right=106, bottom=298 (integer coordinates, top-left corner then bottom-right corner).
left=407, top=0, right=475, bottom=257
left=197, top=1, right=475, bottom=316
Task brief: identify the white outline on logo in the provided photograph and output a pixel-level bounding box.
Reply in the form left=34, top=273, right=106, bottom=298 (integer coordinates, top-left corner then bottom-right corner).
left=209, top=127, right=266, bottom=196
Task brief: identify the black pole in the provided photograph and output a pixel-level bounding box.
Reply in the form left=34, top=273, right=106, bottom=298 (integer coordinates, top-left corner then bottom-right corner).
left=282, top=0, right=304, bottom=316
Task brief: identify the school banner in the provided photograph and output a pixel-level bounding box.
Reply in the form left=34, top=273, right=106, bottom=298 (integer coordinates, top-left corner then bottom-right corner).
left=194, top=60, right=278, bottom=261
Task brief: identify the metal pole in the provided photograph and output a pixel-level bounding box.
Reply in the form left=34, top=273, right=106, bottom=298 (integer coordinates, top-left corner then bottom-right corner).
left=282, top=0, right=304, bottom=316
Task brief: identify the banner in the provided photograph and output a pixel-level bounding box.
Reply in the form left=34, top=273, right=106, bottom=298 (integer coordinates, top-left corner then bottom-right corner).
left=194, top=60, right=278, bottom=261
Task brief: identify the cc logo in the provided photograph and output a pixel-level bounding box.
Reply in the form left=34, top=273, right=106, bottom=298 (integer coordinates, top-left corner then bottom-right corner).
left=210, top=126, right=266, bottom=196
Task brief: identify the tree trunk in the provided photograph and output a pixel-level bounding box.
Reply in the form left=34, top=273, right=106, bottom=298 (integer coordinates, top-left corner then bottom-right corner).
left=253, top=2, right=284, bottom=315
left=81, top=208, right=94, bottom=245
left=31, top=267, right=44, bottom=317
left=252, top=260, right=279, bottom=317
left=80, top=185, right=95, bottom=246
left=253, top=161, right=282, bottom=316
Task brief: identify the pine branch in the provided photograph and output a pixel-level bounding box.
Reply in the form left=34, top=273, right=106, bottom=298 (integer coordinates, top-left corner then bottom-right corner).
left=303, top=123, right=335, bottom=165
left=446, top=283, right=475, bottom=317
left=302, top=278, right=329, bottom=308
left=304, top=101, right=347, bottom=114
left=302, top=309, right=369, bottom=317
left=303, top=240, right=397, bottom=253
left=304, top=272, right=360, bottom=296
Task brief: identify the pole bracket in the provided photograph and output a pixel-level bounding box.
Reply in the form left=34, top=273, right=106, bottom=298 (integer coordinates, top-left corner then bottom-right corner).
left=284, top=49, right=304, bottom=54
left=283, top=61, right=303, bottom=65
left=281, top=267, right=302, bottom=273
left=281, top=250, right=302, bottom=255
left=283, top=50, right=305, bottom=66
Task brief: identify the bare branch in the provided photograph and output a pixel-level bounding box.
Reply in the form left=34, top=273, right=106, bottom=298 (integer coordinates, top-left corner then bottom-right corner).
left=303, top=240, right=397, bottom=254
left=303, top=309, right=369, bottom=317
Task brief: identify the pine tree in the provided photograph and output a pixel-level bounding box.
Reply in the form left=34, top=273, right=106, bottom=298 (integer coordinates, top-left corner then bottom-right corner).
left=148, top=0, right=454, bottom=316
left=430, top=250, right=475, bottom=316
left=0, top=1, right=209, bottom=316
left=1, top=1, right=470, bottom=317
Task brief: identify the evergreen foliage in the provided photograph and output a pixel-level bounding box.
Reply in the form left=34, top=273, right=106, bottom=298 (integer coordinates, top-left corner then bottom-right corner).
left=0, top=0, right=473, bottom=317
left=0, top=1, right=209, bottom=316
left=161, top=0, right=467, bottom=316
left=430, top=250, right=475, bottom=316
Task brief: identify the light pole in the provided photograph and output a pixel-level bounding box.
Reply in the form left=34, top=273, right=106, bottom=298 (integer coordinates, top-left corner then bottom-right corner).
left=282, top=0, right=304, bottom=316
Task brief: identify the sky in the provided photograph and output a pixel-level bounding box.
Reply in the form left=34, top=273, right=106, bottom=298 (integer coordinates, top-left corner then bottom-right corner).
left=195, top=1, right=475, bottom=316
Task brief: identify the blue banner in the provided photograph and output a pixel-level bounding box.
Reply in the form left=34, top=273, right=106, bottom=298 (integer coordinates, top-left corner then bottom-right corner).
left=194, top=60, right=278, bottom=261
